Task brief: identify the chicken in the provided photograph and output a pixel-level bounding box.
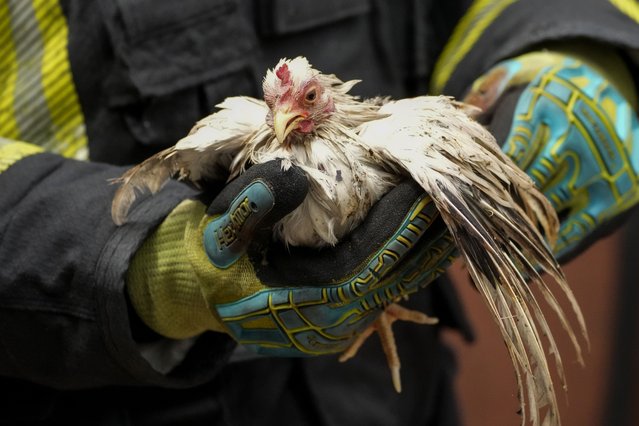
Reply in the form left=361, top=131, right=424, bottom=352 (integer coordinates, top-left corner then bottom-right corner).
left=111, top=57, right=587, bottom=426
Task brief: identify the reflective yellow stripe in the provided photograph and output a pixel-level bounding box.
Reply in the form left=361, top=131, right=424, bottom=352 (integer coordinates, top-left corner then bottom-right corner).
left=430, top=0, right=518, bottom=95
left=0, top=2, right=20, bottom=140
left=32, top=0, right=87, bottom=159
left=609, top=0, right=639, bottom=23
left=0, top=140, right=43, bottom=173
left=0, top=0, right=87, bottom=160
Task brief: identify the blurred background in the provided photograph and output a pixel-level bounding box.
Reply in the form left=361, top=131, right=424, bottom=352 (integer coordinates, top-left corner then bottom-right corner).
left=444, top=212, right=639, bottom=425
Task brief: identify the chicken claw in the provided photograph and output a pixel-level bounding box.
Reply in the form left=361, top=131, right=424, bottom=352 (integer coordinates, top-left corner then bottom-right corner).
left=339, top=303, right=438, bottom=393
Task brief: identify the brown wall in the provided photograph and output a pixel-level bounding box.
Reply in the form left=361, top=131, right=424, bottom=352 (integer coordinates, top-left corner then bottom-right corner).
left=444, top=228, right=638, bottom=426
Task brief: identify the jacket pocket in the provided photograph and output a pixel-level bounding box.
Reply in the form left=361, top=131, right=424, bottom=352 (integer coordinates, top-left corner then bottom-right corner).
left=99, top=0, right=258, bottom=146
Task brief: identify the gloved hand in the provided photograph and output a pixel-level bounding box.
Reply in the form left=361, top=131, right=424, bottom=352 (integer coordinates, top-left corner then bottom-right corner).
left=127, top=160, right=455, bottom=356
left=464, top=48, right=639, bottom=261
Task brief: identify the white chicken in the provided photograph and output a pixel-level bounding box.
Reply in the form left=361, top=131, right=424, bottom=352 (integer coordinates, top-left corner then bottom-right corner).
left=112, top=57, right=587, bottom=426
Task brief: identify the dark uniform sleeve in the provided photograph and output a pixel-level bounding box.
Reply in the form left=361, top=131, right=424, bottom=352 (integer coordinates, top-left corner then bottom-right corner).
left=431, top=0, right=639, bottom=97
left=0, top=152, right=234, bottom=389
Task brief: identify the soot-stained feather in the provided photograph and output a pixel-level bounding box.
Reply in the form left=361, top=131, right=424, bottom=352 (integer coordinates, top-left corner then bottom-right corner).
left=111, top=57, right=587, bottom=426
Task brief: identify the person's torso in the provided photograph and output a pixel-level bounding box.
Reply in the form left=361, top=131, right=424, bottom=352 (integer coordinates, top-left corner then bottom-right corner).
left=1, top=1, right=472, bottom=425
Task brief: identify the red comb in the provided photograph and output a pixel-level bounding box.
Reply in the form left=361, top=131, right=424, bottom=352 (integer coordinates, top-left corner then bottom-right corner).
left=276, top=63, right=291, bottom=84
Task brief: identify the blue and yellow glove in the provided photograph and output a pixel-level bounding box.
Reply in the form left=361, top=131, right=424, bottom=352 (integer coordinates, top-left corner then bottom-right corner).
left=127, top=160, right=455, bottom=357
left=465, top=47, right=639, bottom=261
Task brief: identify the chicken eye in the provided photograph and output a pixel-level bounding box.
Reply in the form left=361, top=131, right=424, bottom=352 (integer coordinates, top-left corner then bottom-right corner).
left=305, top=89, right=317, bottom=103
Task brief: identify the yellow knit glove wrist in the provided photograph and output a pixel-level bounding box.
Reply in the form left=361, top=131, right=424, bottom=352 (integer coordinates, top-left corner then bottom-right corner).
left=127, top=195, right=274, bottom=339
left=127, top=199, right=227, bottom=339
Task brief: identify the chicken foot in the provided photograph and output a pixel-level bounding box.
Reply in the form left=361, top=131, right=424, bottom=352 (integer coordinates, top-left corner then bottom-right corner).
left=339, top=303, right=438, bottom=393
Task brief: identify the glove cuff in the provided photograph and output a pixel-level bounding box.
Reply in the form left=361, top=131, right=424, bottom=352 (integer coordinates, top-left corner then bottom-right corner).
left=466, top=42, right=638, bottom=118
left=127, top=199, right=226, bottom=339
left=541, top=40, right=637, bottom=109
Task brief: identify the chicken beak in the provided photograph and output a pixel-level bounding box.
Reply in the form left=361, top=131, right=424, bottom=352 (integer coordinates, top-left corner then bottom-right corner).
left=273, top=108, right=304, bottom=144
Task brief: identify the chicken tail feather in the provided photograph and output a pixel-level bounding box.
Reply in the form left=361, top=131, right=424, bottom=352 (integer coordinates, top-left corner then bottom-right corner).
left=359, top=95, right=587, bottom=426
